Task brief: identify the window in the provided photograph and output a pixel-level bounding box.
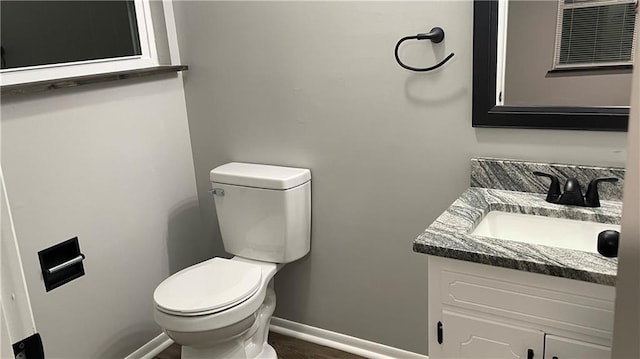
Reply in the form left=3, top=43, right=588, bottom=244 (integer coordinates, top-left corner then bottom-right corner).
left=553, top=0, right=637, bottom=69
left=0, top=0, right=158, bottom=86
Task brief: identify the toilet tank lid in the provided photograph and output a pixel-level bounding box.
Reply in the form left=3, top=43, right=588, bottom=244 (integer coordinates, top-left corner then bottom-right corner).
left=210, top=162, right=311, bottom=190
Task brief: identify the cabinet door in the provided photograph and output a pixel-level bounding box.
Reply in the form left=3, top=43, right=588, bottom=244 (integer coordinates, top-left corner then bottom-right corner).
left=544, top=334, right=611, bottom=359
left=436, top=310, right=544, bottom=359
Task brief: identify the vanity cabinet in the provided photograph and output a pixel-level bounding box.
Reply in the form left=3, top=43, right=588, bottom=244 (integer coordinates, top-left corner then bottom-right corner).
left=428, top=256, right=616, bottom=359
left=544, top=335, right=611, bottom=359
left=440, top=310, right=544, bottom=358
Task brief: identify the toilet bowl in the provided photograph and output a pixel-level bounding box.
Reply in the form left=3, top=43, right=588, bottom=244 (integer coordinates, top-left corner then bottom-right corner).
left=153, top=257, right=280, bottom=358
left=153, top=163, right=311, bottom=359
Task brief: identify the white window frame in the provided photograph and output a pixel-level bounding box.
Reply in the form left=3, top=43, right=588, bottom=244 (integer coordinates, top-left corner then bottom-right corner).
left=496, top=0, right=510, bottom=106
left=1, top=167, right=38, bottom=351
left=552, top=0, right=638, bottom=70
left=0, top=0, right=158, bottom=86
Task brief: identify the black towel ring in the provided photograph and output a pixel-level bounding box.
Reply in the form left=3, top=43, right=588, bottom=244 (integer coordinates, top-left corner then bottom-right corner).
left=395, top=27, right=455, bottom=72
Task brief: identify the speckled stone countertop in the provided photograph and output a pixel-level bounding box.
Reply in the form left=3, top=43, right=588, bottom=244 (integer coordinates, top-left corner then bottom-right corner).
left=413, top=158, right=624, bottom=286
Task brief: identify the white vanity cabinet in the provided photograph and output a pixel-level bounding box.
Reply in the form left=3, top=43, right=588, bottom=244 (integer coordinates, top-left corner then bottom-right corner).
left=544, top=335, right=611, bottom=359
left=428, top=256, right=616, bottom=359
left=440, top=310, right=544, bottom=358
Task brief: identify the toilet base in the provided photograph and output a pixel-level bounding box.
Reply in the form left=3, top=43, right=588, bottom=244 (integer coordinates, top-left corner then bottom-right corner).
left=179, top=281, right=277, bottom=359
left=256, top=344, right=277, bottom=359
left=181, top=342, right=276, bottom=359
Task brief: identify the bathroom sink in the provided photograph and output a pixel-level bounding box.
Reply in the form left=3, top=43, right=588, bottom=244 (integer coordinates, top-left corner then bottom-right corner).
left=471, top=211, right=621, bottom=254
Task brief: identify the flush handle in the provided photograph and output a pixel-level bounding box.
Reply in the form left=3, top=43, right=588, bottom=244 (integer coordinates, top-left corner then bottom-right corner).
left=209, top=188, right=225, bottom=196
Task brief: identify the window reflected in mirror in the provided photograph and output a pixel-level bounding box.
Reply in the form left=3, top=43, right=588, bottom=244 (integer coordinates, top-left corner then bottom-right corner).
left=502, top=0, right=636, bottom=108
left=555, top=1, right=636, bottom=69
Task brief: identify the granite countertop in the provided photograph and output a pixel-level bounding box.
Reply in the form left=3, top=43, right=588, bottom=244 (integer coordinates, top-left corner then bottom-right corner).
left=413, top=158, right=624, bottom=286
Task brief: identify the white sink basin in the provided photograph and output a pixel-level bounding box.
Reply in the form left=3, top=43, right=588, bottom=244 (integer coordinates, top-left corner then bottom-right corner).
left=471, top=211, right=620, bottom=253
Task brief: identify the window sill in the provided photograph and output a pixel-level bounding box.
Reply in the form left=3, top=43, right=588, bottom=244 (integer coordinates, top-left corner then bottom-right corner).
left=1, top=65, right=188, bottom=96
left=546, top=64, right=633, bottom=77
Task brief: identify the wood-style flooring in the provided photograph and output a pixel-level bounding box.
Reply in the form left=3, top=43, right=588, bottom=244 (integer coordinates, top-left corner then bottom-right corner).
left=154, top=332, right=366, bottom=359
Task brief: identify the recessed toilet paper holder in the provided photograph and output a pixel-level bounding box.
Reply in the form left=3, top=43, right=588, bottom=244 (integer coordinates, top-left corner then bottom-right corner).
left=45, top=254, right=85, bottom=274
left=38, top=237, right=86, bottom=292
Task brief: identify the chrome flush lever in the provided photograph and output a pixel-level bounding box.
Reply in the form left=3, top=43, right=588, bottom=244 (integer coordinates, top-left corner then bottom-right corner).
left=209, top=188, right=225, bottom=196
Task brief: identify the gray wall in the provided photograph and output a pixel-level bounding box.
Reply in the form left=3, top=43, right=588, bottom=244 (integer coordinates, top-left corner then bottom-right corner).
left=504, top=0, right=633, bottom=107
left=1, top=75, right=207, bottom=358
left=173, top=1, right=627, bottom=355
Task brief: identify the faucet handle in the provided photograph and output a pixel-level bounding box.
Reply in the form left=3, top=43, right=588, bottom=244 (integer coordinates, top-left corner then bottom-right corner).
left=597, top=230, right=620, bottom=257
left=585, top=177, right=619, bottom=207
left=533, top=171, right=561, bottom=202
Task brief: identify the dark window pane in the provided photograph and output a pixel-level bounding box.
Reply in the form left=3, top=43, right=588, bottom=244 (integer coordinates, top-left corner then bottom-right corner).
left=1, top=1, right=141, bottom=69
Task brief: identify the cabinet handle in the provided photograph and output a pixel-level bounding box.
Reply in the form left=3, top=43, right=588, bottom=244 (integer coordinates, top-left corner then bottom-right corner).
left=437, top=321, right=443, bottom=344
left=527, top=349, right=534, bottom=359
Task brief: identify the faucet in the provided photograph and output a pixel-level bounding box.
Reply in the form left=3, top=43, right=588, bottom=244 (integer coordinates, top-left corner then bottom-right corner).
left=533, top=172, right=618, bottom=207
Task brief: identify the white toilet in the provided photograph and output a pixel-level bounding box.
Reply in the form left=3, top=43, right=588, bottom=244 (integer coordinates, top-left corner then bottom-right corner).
left=153, top=162, right=311, bottom=359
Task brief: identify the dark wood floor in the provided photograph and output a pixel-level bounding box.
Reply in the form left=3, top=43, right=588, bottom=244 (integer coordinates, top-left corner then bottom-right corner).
left=154, top=332, right=366, bottom=359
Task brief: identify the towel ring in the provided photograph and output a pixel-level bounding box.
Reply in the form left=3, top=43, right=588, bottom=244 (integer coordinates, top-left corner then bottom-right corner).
left=395, top=27, right=455, bottom=72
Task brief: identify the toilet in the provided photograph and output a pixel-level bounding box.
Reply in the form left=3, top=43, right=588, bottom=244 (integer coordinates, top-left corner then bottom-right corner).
left=153, top=162, right=311, bottom=359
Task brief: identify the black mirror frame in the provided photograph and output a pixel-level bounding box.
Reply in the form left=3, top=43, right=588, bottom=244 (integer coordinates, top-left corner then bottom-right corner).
left=472, top=0, right=629, bottom=131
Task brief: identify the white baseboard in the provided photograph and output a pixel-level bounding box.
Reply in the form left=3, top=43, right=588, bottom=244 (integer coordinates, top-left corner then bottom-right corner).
left=125, top=318, right=428, bottom=359
left=124, top=332, right=173, bottom=359
left=269, top=317, right=429, bottom=359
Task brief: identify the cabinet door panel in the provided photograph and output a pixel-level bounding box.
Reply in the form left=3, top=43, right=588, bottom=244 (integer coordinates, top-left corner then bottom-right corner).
left=438, top=310, right=544, bottom=359
left=544, top=334, right=611, bottom=359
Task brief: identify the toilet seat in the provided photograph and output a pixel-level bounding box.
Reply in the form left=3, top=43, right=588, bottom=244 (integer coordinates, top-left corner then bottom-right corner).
left=154, top=258, right=278, bottom=334
left=154, top=258, right=263, bottom=316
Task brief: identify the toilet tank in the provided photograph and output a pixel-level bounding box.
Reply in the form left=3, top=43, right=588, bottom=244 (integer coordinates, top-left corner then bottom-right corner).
left=210, top=163, right=311, bottom=263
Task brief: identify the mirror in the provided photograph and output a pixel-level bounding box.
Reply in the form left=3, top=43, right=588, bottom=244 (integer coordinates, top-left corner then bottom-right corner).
left=473, top=0, right=632, bottom=131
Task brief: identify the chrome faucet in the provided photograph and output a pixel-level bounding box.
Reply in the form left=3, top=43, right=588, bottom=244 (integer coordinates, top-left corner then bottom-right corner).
left=533, top=172, right=618, bottom=207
